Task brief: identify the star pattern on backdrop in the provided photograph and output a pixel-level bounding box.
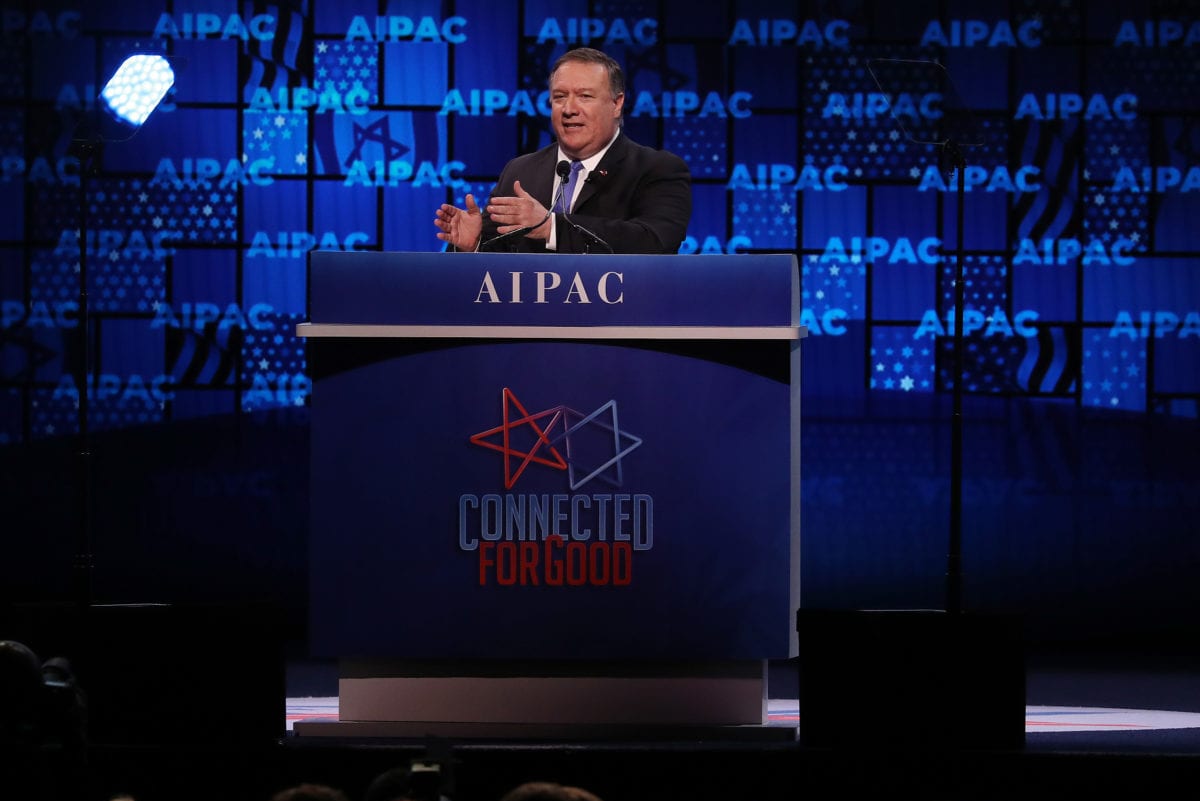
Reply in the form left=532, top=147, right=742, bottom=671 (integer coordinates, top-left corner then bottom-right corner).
left=803, top=253, right=865, bottom=319
left=804, top=46, right=1007, bottom=183
left=1082, top=120, right=1149, bottom=252
left=314, top=40, right=378, bottom=102
left=871, top=327, right=935, bottom=393
left=243, top=109, right=307, bottom=174
left=239, top=312, right=309, bottom=411
left=1082, top=332, right=1146, bottom=411
left=666, top=117, right=726, bottom=179
left=732, top=188, right=799, bottom=250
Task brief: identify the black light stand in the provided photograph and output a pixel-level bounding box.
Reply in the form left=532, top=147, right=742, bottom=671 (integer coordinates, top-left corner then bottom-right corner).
left=63, top=53, right=176, bottom=607
left=45, top=57, right=287, bottom=748
left=67, top=134, right=101, bottom=608
left=796, top=59, right=1024, bottom=752
left=866, top=58, right=982, bottom=618
left=945, top=136, right=967, bottom=616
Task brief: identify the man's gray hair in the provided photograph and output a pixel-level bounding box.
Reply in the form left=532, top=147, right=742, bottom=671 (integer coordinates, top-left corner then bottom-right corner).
left=549, top=47, right=625, bottom=99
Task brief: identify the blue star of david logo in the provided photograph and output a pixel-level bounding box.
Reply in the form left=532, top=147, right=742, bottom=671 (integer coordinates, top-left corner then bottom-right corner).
left=345, top=116, right=410, bottom=167
left=470, top=388, right=642, bottom=491
left=551, top=399, right=643, bottom=491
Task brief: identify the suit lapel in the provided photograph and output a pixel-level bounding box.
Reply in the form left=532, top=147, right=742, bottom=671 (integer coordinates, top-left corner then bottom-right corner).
left=572, top=133, right=628, bottom=212
left=528, top=147, right=559, bottom=208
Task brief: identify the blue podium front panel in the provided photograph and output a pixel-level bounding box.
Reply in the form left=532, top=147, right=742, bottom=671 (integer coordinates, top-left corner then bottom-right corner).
left=309, top=251, right=798, bottom=328
left=304, top=252, right=800, bottom=661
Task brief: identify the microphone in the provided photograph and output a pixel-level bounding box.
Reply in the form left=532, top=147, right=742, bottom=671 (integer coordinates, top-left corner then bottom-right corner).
left=478, top=209, right=551, bottom=252
left=556, top=159, right=613, bottom=254
left=478, top=169, right=569, bottom=252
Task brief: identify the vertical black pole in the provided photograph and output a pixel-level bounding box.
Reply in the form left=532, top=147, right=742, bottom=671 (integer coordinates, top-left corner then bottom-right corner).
left=73, top=140, right=97, bottom=608
left=947, top=142, right=966, bottom=616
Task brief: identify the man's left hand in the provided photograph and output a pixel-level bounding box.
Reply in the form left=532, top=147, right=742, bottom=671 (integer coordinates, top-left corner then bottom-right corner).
left=486, top=180, right=551, bottom=240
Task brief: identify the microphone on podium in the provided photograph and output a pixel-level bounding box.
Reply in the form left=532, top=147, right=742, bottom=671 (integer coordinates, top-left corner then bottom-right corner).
left=478, top=176, right=560, bottom=252
left=478, top=208, right=552, bottom=252
left=555, top=159, right=613, bottom=254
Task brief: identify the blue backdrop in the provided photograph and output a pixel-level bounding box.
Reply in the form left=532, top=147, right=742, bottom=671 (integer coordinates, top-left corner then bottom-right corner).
left=2, top=0, right=1198, bottom=645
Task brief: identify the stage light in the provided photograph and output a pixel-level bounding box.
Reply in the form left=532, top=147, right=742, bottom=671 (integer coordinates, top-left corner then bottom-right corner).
left=100, top=54, right=174, bottom=127
left=70, top=52, right=176, bottom=608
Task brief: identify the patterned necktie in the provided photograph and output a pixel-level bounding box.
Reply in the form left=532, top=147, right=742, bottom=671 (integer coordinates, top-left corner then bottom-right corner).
left=554, top=160, right=583, bottom=213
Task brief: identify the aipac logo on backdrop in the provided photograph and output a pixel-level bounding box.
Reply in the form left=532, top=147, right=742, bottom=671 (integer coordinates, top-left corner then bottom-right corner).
left=457, top=387, right=654, bottom=587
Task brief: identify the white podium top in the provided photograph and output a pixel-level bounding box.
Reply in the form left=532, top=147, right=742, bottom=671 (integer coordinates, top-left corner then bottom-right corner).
left=297, top=323, right=808, bottom=340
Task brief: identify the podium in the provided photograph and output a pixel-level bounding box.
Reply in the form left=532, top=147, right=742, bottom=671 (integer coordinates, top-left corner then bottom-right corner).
left=296, top=251, right=805, bottom=736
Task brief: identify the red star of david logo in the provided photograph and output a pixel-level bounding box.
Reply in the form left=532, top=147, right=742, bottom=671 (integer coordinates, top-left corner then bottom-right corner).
left=469, top=388, right=568, bottom=489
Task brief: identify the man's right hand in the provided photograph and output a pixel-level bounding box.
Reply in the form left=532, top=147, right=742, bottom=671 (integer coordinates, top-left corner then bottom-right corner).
left=434, top=193, right=484, bottom=251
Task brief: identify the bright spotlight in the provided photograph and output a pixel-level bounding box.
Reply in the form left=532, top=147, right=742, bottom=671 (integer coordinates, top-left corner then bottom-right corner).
left=100, top=54, right=175, bottom=127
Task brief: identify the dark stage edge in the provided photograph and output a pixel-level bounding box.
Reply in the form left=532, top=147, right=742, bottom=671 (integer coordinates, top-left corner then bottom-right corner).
left=10, top=603, right=1200, bottom=800
left=292, top=720, right=797, bottom=742
left=77, top=735, right=1200, bottom=801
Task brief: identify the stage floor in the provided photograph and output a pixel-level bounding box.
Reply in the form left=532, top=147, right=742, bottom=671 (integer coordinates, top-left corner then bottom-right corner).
left=286, top=696, right=1200, bottom=746
left=76, top=652, right=1200, bottom=801
left=284, top=649, right=1200, bottom=754
left=271, top=677, right=1200, bottom=800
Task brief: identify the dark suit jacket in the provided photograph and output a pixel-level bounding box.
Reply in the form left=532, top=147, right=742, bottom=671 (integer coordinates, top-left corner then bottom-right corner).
left=481, top=132, right=692, bottom=254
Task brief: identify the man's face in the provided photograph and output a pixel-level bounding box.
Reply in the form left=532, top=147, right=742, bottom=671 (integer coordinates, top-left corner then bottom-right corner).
left=550, top=60, right=624, bottom=161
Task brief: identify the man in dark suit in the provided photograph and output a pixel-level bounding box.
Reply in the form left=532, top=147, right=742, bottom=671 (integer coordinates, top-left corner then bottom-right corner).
left=434, top=48, right=692, bottom=254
